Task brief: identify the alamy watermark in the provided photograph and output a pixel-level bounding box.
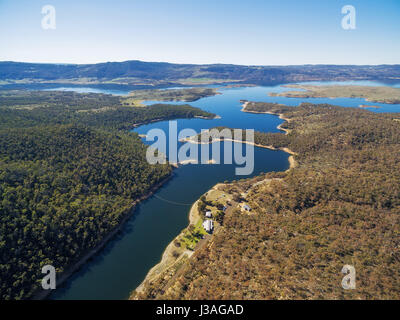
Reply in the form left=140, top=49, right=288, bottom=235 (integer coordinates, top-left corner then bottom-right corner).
left=41, top=5, right=56, bottom=30
left=341, top=5, right=356, bottom=30
left=145, top=121, right=255, bottom=176
left=341, top=265, right=356, bottom=290
left=41, top=265, right=56, bottom=290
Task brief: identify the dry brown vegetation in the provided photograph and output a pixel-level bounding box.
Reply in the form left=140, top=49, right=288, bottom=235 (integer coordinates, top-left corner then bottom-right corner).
left=136, top=102, right=400, bottom=300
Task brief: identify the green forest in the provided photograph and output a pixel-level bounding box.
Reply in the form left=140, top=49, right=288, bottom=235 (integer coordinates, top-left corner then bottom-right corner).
left=0, top=90, right=215, bottom=300
left=136, top=102, right=400, bottom=300
left=126, top=87, right=219, bottom=103
left=0, top=90, right=215, bottom=130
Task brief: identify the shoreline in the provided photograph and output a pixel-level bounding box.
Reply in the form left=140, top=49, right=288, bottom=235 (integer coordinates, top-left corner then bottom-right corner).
left=132, top=105, right=298, bottom=298
left=132, top=114, right=218, bottom=129
left=270, top=93, right=400, bottom=105
left=35, top=111, right=219, bottom=300
left=240, top=102, right=297, bottom=169
left=179, top=101, right=297, bottom=168
left=268, top=84, right=400, bottom=105
left=182, top=136, right=296, bottom=155
left=241, top=102, right=292, bottom=130
left=33, top=167, right=174, bottom=300
left=131, top=191, right=204, bottom=298
left=170, top=159, right=217, bottom=167
left=131, top=183, right=226, bottom=299
left=181, top=137, right=297, bottom=171
left=45, top=99, right=297, bottom=300
left=195, top=114, right=221, bottom=120
left=240, top=101, right=293, bottom=133
left=359, top=104, right=381, bottom=109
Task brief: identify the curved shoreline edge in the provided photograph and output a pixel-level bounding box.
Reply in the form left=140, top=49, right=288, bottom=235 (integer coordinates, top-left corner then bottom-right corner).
left=132, top=196, right=200, bottom=297
left=34, top=112, right=218, bottom=300
left=241, top=101, right=297, bottom=169
left=33, top=167, right=174, bottom=300
left=131, top=102, right=298, bottom=298
left=268, top=84, right=400, bottom=105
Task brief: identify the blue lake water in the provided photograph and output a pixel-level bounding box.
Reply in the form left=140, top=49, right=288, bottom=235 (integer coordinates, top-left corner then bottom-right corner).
left=51, top=81, right=400, bottom=300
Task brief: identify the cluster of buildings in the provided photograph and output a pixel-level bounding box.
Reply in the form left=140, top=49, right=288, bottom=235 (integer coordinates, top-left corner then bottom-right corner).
left=201, top=196, right=252, bottom=234
left=203, top=211, right=214, bottom=233
left=202, top=205, right=229, bottom=233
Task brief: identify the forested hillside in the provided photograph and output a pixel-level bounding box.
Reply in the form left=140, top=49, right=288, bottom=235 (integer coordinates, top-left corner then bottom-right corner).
left=0, top=90, right=215, bottom=130
left=1, top=61, right=399, bottom=86
left=135, top=103, right=400, bottom=300
left=0, top=90, right=215, bottom=299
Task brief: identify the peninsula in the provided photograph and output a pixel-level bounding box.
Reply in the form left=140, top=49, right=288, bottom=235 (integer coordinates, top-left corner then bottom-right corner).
left=269, top=84, right=400, bottom=104
left=123, top=87, right=220, bottom=107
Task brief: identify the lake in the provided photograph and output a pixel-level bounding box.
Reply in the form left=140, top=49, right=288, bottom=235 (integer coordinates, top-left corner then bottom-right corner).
left=49, top=81, right=400, bottom=299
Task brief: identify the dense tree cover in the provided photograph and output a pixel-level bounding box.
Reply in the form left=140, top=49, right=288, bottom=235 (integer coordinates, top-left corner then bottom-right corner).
left=0, top=125, right=172, bottom=300
left=0, top=90, right=122, bottom=107
left=0, top=90, right=215, bottom=300
left=1, top=61, right=400, bottom=86
left=136, top=103, right=400, bottom=299
left=0, top=91, right=215, bottom=130
left=243, top=101, right=293, bottom=114
left=126, top=88, right=219, bottom=103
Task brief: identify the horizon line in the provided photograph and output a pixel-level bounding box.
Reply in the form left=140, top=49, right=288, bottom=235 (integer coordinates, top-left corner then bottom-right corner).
left=1, top=59, right=400, bottom=67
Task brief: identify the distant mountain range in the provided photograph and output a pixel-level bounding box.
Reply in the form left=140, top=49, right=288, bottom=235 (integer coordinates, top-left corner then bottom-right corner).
left=1, top=60, right=400, bottom=87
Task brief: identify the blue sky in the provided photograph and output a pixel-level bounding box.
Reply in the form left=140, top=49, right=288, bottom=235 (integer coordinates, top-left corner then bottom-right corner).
left=0, top=0, right=399, bottom=65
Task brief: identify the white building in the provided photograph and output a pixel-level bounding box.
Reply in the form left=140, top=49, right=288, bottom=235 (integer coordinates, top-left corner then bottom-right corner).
left=205, top=211, right=212, bottom=218
left=203, top=219, right=214, bottom=233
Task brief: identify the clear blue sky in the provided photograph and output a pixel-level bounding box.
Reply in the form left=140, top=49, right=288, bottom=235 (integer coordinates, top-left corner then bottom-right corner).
left=0, top=0, right=399, bottom=65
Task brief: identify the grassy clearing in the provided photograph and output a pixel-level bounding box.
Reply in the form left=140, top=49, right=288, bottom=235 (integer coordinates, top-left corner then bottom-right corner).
left=180, top=219, right=207, bottom=251
left=120, top=97, right=145, bottom=107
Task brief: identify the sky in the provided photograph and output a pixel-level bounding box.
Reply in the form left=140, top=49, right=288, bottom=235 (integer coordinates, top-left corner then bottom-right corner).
left=0, top=0, right=399, bottom=65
